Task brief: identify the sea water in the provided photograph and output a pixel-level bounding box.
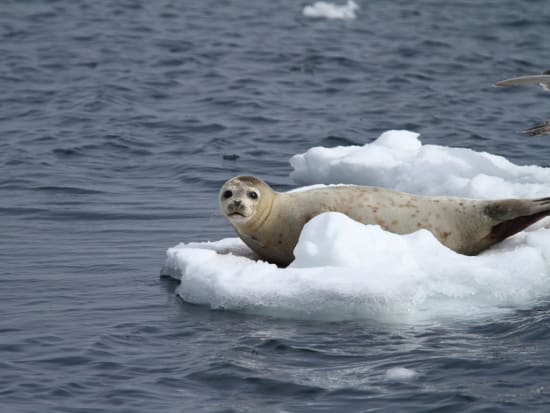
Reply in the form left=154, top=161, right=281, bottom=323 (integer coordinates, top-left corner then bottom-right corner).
left=3, top=0, right=550, bottom=412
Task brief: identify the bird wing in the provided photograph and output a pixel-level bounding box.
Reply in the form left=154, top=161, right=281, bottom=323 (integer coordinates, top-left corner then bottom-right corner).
left=496, top=74, right=550, bottom=87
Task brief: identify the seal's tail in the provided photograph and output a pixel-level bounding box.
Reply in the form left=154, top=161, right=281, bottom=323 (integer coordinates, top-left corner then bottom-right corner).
left=487, top=197, right=550, bottom=241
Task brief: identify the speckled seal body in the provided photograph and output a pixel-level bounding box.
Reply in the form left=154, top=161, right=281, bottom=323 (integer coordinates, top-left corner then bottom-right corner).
left=219, top=176, right=550, bottom=266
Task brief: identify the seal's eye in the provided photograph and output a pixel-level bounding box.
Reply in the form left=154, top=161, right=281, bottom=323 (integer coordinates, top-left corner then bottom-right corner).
left=223, top=190, right=233, bottom=199
left=248, top=191, right=258, bottom=200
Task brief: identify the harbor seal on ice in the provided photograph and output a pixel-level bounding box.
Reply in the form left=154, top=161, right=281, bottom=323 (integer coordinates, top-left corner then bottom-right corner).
left=219, top=176, right=550, bottom=266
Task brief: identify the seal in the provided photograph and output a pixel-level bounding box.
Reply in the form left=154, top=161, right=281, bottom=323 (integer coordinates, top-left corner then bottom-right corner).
left=219, top=176, right=550, bottom=266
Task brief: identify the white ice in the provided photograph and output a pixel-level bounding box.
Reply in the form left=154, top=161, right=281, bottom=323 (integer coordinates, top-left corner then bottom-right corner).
left=290, top=130, right=550, bottom=199
left=302, top=0, right=359, bottom=20
left=162, top=130, right=550, bottom=322
left=385, top=367, right=417, bottom=381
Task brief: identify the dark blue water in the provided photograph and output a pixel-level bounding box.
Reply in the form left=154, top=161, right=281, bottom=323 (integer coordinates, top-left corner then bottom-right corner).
left=2, top=0, right=550, bottom=411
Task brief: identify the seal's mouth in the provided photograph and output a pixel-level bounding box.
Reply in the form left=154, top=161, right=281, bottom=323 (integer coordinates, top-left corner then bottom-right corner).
left=228, top=211, right=246, bottom=217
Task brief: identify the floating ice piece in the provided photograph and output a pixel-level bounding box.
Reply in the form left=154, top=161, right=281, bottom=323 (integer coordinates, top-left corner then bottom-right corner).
left=302, top=0, right=359, bottom=20
left=385, top=367, right=418, bottom=381
left=162, top=212, right=550, bottom=322
left=162, top=130, right=550, bottom=321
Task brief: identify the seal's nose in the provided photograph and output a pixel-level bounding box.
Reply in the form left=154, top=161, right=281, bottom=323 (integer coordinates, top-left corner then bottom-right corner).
left=234, top=200, right=241, bottom=207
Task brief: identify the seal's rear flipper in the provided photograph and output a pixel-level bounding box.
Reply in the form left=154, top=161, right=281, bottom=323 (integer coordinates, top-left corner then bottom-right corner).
left=487, top=198, right=550, bottom=241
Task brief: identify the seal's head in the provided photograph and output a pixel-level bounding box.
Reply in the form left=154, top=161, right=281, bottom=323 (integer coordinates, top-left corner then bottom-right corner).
left=219, top=176, right=274, bottom=230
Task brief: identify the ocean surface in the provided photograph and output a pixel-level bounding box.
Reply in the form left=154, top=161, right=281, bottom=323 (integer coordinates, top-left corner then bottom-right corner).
left=2, top=0, right=550, bottom=412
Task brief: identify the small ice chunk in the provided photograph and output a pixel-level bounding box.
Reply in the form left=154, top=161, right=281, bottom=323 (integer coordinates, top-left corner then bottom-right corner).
left=385, top=367, right=417, bottom=381
left=303, top=0, right=359, bottom=20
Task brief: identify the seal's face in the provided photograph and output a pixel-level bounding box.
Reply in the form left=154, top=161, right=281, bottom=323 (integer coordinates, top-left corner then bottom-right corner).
left=219, top=177, right=263, bottom=225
